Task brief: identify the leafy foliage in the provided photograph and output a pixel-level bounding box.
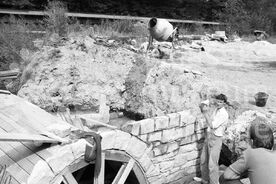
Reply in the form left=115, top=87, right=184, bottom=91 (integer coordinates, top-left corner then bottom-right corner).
left=44, top=1, right=68, bottom=37
left=219, top=0, right=275, bottom=34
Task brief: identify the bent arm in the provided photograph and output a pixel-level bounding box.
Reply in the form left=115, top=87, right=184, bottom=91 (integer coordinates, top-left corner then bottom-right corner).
left=223, top=167, right=241, bottom=180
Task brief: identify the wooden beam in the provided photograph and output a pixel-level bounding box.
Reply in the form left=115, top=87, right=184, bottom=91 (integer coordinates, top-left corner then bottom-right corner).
left=112, top=163, right=127, bottom=184
left=116, top=158, right=135, bottom=184
left=94, top=152, right=105, bottom=184
left=0, top=9, right=225, bottom=25
left=0, top=133, right=61, bottom=143
left=63, top=168, right=78, bottom=184
left=0, top=70, right=19, bottom=78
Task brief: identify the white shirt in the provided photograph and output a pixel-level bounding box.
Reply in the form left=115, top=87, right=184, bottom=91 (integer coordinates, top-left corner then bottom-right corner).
left=208, top=107, right=229, bottom=137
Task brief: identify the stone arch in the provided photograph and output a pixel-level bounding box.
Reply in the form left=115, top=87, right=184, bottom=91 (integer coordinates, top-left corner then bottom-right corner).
left=26, top=130, right=155, bottom=184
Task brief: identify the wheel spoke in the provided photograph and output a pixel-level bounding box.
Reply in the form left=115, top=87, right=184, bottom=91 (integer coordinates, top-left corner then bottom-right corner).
left=112, top=163, right=127, bottom=184
left=114, top=158, right=135, bottom=184
left=63, top=168, right=78, bottom=184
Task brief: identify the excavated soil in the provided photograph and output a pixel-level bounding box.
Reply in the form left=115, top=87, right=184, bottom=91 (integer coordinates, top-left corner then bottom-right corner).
left=15, top=35, right=276, bottom=129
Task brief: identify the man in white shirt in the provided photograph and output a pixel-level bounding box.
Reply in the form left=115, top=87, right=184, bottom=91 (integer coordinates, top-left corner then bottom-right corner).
left=199, top=94, right=229, bottom=184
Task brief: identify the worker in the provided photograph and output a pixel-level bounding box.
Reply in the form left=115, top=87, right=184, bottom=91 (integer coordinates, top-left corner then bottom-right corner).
left=220, top=122, right=276, bottom=184
left=198, top=94, right=229, bottom=184
left=147, top=17, right=178, bottom=50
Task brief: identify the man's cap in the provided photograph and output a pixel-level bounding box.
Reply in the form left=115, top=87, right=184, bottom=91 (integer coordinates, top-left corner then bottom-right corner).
left=214, top=93, right=228, bottom=103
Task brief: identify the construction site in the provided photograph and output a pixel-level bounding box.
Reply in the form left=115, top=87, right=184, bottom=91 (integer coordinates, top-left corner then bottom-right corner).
left=1, top=1, right=276, bottom=184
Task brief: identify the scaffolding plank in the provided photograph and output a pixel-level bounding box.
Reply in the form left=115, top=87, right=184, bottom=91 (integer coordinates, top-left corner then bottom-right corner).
left=0, top=133, right=61, bottom=143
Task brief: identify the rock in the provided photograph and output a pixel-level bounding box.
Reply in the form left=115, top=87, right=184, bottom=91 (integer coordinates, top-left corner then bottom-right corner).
left=17, top=36, right=137, bottom=112
left=124, top=61, right=208, bottom=118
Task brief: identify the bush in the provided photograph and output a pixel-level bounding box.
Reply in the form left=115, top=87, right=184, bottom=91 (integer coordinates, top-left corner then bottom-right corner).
left=219, top=0, right=274, bottom=35
left=0, top=16, right=38, bottom=71
left=44, top=1, right=68, bottom=37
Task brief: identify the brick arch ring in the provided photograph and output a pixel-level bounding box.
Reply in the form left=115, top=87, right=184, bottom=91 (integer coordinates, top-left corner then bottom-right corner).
left=26, top=130, right=155, bottom=184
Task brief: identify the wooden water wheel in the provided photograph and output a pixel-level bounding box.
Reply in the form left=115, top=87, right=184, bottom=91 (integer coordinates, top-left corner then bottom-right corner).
left=0, top=93, right=148, bottom=184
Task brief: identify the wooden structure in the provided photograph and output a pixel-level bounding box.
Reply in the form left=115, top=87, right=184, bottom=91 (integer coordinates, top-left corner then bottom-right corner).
left=0, top=93, right=148, bottom=184
left=0, top=70, right=20, bottom=80
left=0, top=9, right=224, bottom=25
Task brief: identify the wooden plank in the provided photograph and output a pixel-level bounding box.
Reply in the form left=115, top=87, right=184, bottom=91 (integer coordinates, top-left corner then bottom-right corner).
left=0, top=70, right=19, bottom=77
left=133, top=163, right=148, bottom=184
left=94, top=152, right=105, bottom=184
left=112, top=163, right=127, bottom=184
left=0, top=9, right=224, bottom=25
left=116, top=158, right=135, bottom=184
left=0, top=90, right=11, bottom=94
left=0, top=141, right=34, bottom=174
left=6, top=163, right=29, bottom=184
left=0, top=126, right=41, bottom=165
left=0, top=76, right=18, bottom=80
left=0, top=114, right=30, bottom=133
left=63, top=168, right=78, bottom=184
left=69, top=157, right=91, bottom=173
left=0, top=133, right=61, bottom=143
left=22, top=142, right=53, bottom=161
left=0, top=107, right=44, bottom=134
left=0, top=149, right=29, bottom=184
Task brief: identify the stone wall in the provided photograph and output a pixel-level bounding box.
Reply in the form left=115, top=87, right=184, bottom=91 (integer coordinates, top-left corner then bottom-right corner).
left=121, top=109, right=208, bottom=184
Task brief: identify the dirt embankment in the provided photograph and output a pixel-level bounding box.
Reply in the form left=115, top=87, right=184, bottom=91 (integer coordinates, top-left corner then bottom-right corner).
left=16, top=35, right=276, bottom=123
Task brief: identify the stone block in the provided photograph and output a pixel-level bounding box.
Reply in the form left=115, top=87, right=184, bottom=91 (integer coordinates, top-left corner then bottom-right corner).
left=121, top=120, right=140, bottom=135
left=161, top=128, right=182, bottom=143
left=153, top=144, right=168, bottom=156
left=178, top=110, right=196, bottom=126
left=148, top=131, right=162, bottom=142
left=139, top=134, right=148, bottom=142
left=100, top=130, right=116, bottom=150
left=166, top=170, right=187, bottom=183
left=138, top=152, right=154, bottom=173
left=185, top=165, right=199, bottom=174
left=70, top=139, right=91, bottom=159
left=148, top=175, right=166, bottom=184
left=180, top=132, right=206, bottom=145
left=182, top=124, right=195, bottom=137
left=126, top=136, right=148, bottom=159
left=155, top=116, right=169, bottom=131
left=139, top=118, right=155, bottom=134
left=159, top=160, right=174, bottom=172
left=182, top=159, right=200, bottom=168
left=114, top=130, right=132, bottom=151
left=146, top=164, right=160, bottom=177
left=167, top=113, right=180, bottom=128
left=46, top=145, right=75, bottom=174
left=185, top=151, right=200, bottom=161
left=167, top=141, right=179, bottom=153
left=27, top=160, right=55, bottom=184
left=179, top=142, right=198, bottom=154
left=153, top=152, right=176, bottom=164
left=174, top=154, right=188, bottom=167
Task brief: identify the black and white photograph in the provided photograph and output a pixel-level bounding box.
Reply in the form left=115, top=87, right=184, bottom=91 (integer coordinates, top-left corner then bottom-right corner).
left=0, top=0, right=276, bottom=184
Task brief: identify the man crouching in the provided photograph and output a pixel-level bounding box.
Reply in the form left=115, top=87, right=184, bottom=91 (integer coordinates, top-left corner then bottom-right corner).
left=147, top=17, right=178, bottom=50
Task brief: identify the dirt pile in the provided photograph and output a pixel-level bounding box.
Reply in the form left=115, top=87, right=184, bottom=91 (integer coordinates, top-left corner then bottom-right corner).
left=124, top=60, right=209, bottom=118
left=17, top=35, right=138, bottom=112
left=17, top=34, right=216, bottom=119
left=16, top=35, right=276, bottom=123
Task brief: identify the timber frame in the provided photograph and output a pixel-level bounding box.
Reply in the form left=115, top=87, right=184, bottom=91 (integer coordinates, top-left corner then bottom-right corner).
left=51, top=149, right=148, bottom=184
